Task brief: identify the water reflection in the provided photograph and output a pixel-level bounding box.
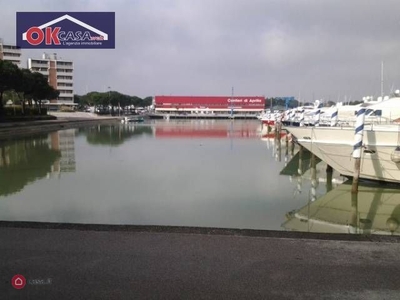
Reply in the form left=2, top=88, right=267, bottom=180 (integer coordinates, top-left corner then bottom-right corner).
left=260, top=126, right=289, bottom=163
left=0, top=134, right=61, bottom=196
left=282, top=181, right=400, bottom=235
left=7, top=120, right=397, bottom=236
left=81, top=124, right=153, bottom=146
left=152, top=119, right=260, bottom=139
left=0, top=120, right=291, bottom=228
left=280, top=146, right=321, bottom=177
left=49, top=130, right=76, bottom=174
left=281, top=147, right=400, bottom=235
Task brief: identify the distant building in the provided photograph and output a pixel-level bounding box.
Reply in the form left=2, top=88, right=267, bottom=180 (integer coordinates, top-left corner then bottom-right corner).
left=0, top=38, right=22, bottom=66
left=154, top=96, right=265, bottom=115
left=28, top=53, right=74, bottom=105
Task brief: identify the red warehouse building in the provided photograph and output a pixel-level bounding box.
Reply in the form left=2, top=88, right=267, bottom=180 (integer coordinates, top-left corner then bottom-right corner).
left=154, top=96, right=265, bottom=115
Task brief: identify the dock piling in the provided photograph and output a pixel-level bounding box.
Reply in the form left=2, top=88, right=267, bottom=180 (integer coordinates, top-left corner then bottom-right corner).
left=351, top=108, right=366, bottom=194
left=326, top=165, right=333, bottom=192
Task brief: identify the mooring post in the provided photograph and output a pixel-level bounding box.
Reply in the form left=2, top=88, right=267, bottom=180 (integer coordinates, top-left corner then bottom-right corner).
left=349, top=191, right=359, bottom=234
left=296, top=146, right=304, bottom=194
left=298, top=145, right=303, bottom=175
left=310, top=153, right=318, bottom=202
left=285, top=130, right=289, bottom=148
left=290, top=137, right=295, bottom=156
left=275, top=121, right=282, bottom=162
left=352, top=108, right=366, bottom=194
left=285, top=131, right=289, bottom=165
left=326, top=165, right=333, bottom=192
left=330, top=107, right=338, bottom=127
left=299, top=109, right=305, bottom=127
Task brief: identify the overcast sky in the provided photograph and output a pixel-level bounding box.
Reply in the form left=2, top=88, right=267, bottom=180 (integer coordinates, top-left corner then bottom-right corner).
left=2, top=0, right=400, bottom=101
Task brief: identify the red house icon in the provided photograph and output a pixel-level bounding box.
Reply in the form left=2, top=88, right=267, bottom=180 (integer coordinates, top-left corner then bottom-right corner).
left=12, top=274, right=26, bottom=289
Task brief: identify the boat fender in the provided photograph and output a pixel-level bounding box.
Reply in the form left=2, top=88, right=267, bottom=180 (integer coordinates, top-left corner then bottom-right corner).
left=390, top=147, right=400, bottom=163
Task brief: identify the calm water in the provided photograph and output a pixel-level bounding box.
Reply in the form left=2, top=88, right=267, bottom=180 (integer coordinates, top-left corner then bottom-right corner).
left=1, top=119, right=399, bottom=235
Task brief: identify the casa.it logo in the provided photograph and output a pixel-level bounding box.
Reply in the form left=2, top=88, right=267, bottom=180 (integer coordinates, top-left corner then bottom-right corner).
left=16, top=12, right=115, bottom=49
left=11, top=274, right=26, bottom=290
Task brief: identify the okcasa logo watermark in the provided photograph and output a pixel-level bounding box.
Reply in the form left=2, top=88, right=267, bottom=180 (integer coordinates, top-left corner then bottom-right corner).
left=16, top=12, right=115, bottom=49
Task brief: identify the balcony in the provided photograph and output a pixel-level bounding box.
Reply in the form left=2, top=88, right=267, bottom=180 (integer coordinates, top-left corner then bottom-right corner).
left=56, top=69, right=74, bottom=76
left=31, top=68, right=49, bottom=73
left=57, top=77, right=73, bottom=83
left=58, top=91, right=74, bottom=97
left=3, top=52, right=21, bottom=58
left=56, top=63, right=73, bottom=70
left=2, top=47, right=21, bottom=55
left=57, top=84, right=74, bottom=90
left=30, top=63, right=49, bottom=70
left=3, top=58, right=21, bottom=64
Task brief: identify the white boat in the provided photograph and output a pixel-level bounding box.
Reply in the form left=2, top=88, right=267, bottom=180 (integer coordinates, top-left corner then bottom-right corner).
left=121, top=116, right=145, bottom=123
left=284, top=100, right=325, bottom=125
left=259, top=111, right=281, bottom=126
left=282, top=181, right=400, bottom=235
left=317, top=93, right=400, bottom=126
left=283, top=91, right=400, bottom=183
left=260, top=103, right=319, bottom=126
left=284, top=124, right=400, bottom=183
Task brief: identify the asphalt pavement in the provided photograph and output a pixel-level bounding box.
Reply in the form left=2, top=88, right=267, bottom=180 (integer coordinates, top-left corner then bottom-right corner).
left=1, top=226, right=400, bottom=300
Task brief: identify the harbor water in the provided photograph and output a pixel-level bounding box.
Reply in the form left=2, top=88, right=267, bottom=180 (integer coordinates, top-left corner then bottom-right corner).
left=1, top=119, right=399, bottom=235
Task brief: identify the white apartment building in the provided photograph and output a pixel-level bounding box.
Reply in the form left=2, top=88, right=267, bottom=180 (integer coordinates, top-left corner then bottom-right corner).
left=28, top=53, right=74, bottom=104
left=0, top=39, right=22, bottom=66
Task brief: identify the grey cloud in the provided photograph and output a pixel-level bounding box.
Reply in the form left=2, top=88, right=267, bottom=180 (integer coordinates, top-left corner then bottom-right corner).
left=2, top=0, right=400, bottom=100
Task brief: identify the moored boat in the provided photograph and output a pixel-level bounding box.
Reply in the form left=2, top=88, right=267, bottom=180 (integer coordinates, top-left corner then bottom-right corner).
left=284, top=124, right=400, bottom=183
left=121, top=116, right=145, bottom=123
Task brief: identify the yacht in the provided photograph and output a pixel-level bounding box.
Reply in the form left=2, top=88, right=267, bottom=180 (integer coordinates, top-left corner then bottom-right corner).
left=284, top=92, right=400, bottom=183
left=284, top=123, right=400, bottom=183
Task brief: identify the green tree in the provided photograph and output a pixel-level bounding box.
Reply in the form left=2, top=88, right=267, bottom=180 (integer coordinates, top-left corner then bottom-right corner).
left=141, top=96, right=153, bottom=107
left=0, top=60, right=22, bottom=114
left=2, top=90, right=18, bottom=104
left=85, top=125, right=152, bottom=146
left=15, top=68, right=35, bottom=112
left=74, top=94, right=90, bottom=108
left=30, top=72, right=59, bottom=113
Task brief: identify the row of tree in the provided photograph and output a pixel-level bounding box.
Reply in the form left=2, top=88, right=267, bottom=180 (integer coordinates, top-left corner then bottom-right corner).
left=74, top=92, right=153, bottom=108
left=0, top=60, right=59, bottom=115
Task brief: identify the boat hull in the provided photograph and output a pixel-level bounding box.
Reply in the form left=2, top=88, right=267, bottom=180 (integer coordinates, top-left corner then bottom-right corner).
left=284, top=125, right=400, bottom=183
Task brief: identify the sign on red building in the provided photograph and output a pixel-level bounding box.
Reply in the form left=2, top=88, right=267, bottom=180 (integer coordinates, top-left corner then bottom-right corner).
left=155, top=96, right=265, bottom=111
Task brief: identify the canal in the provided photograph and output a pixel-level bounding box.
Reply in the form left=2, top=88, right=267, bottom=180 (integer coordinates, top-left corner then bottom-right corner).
left=1, top=119, right=399, bottom=235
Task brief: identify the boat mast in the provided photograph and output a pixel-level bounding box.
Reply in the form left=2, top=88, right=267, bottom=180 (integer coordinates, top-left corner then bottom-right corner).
left=381, top=61, right=384, bottom=98
left=231, top=86, right=234, bottom=116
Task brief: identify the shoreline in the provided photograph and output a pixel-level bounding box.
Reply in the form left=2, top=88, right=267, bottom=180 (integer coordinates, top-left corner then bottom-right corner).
left=0, top=117, right=120, bottom=141
left=1, top=220, right=399, bottom=243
